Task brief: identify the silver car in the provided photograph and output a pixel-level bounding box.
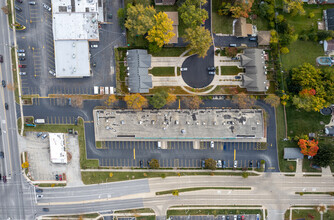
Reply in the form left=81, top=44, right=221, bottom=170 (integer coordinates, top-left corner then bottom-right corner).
left=234, top=160, right=237, bottom=168
left=18, top=53, right=25, bottom=57
left=19, top=72, right=26, bottom=76
left=42, top=3, right=51, bottom=11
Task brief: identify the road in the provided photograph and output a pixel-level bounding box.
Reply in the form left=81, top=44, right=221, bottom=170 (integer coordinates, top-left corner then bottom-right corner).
left=0, top=1, right=36, bottom=219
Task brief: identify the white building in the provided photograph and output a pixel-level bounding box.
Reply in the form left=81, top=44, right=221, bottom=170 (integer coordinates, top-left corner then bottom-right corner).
left=49, top=133, right=67, bottom=164
left=52, top=0, right=103, bottom=78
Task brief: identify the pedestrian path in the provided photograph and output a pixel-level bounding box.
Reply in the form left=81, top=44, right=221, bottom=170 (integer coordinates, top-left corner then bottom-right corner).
left=321, top=166, right=332, bottom=177
left=152, top=76, right=187, bottom=87
left=151, top=57, right=187, bottom=68
left=295, top=159, right=303, bottom=177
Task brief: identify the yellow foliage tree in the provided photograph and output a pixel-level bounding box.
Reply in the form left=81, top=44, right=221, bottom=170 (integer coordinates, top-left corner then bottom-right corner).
left=21, top=162, right=29, bottom=169
left=146, top=12, right=175, bottom=47
left=283, top=0, right=305, bottom=16
left=109, top=173, right=113, bottom=178
left=166, top=93, right=177, bottom=105
left=124, top=93, right=148, bottom=110
left=104, top=95, right=117, bottom=106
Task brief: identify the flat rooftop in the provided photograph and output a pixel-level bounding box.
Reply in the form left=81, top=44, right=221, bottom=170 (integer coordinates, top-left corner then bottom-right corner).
left=54, top=40, right=90, bottom=78
left=94, top=109, right=265, bottom=141
left=49, top=133, right=67, bottom=164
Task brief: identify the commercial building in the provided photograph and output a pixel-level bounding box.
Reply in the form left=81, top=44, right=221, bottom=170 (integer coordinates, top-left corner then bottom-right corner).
left=49, top=133, right=67, bottom=164
left=93, top=109, right=266, bottom=142
left=52, top=0, right=102, bottom=78
left=240, top=49, right=269, bottom=92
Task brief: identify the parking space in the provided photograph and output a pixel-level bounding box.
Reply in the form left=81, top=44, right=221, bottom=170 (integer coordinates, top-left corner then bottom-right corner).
left=95, top=141, right=270, bottom=169
left=19, top=132, right=82, bottom=185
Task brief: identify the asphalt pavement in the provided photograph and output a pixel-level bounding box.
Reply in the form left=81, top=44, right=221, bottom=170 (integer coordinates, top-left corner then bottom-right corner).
left=213, top=35, right=258, bottom=48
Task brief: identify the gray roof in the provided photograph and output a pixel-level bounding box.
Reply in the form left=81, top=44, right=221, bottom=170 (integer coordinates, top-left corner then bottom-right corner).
left=240, top=49, right=269, bottom=92
left=325, top=126, right=334, bottom=135
left=325, top=8, right=334, bottom=31
left=127, top=50, right=152, bottom=93
left=284, top=148, right=304, bottom=160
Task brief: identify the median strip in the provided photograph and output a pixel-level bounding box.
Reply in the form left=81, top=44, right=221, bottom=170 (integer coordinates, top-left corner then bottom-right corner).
left=156, top=187, right=251, bottom=195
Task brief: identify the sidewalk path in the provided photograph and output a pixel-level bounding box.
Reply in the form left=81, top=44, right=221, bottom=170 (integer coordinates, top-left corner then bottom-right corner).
left=322, top=166, right=332, bottom=177
left=152, top=76, right=187, bottom=87
left=151, top=57, right=186, bottom=68
left=295, top=159, right=303, bottom=177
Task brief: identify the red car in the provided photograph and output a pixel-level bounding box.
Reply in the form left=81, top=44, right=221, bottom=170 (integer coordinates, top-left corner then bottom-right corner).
left=59, top=175, right=62, bottom=181
left=19, top=64, right=26, bottom=68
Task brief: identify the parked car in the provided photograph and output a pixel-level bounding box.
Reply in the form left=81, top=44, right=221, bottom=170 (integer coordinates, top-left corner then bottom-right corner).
left=257, top=161, right=260, bottom=169
left=210, top=141, right=214, bottom=148
left=5, top=103, right=8, bottom=110
left=217, top=160, right=222, bottom=168
left=201, top=160, right=205, bottom=168
left=17, top=49, right=25, bottom=53
left=74, top=118, right=78, bottom=125
left=16, top=0, right=23, bottom=3
left=256, top=214, right=260, bottom=220
left=222, top=160, right=226, bottom=168
left=59, top=175, right=62, bottom=181
left=235, top=76, right=241, bottom=79
left=19, top=64, right=27, bottom=68
left=19, top=72, right=26, bottom=76
left=41, top=134, right=48, bottom=139
left=249, top=161, right=253, bottom=168
left=14, top=5, right=22, bottom=11
left=226, top=216, right=230, bottom=220
left=0, top=152, right=4, bottom=158
left=18, top=57, right=25, bottom=61
left=233, top=215, right=237, bottom=220
left=42, top=3, right=51, bottom=11
left=36, top=188, right=43, bottom=193
left=208, top=71, right=215, bottom=75
left=229, top=44, right=237, bottom=47
left=37, top=132, right=43, bottom=137
left=55, top=174, right=59, bottom=180
left=2, top=80, right=6, bottom=87
left=180, top=67, right=188, bottom=71
left=207, top=66, right=215, bottom=71
left=233, top=160, right=237, bottom=168
left=3, top=175, right=7, bottom=183
left=0, top=55, right=3, bottom=63
left=108, top=13, right=113, bottom=19
left=90, top=44, right=98, bottom=48
left=237, top=215, right=241, bottom=220
left=18, top=53, right=25, bottom=57
left=49, top=69, right=56, bottom=76
left=36, top=194, right=43, bottom=199
left=29, top=1, right=36, bottom=5
left=42, top=208, right=49, bottom=212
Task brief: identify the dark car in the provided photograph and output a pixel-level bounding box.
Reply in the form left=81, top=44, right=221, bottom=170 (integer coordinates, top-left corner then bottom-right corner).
left=37, top=132, right=43, bottom=137
left=226, top=216, right=230, bottom=220
left=237, top=216, right=241, bottom=220
left=36, top=188, right=43, bottom=193
left=55, top=174, right=59, bottom=180
left=16, top=0, right=23, bottom=3
left=3, top=175, right=7, bottom=183
left=201, top=160, right=205, bottom=168
left=235, top=76, right=241, bottom=79
left=0, top=55, right=3, bottom=63
left=140, top=160, right=143, bottom=168
left=0, top=174, right=1, bottom=180
left=108, top=13, right=112, bottom=19
left=249, top=37, right=257, bottom=41
left=249, top=161, right=253, bottom=168
left=18, top=57, right=25, bottom=61
left=222, top=160, right=226, bottom=169
left=42, top=208, right=49, bottom=212
left=257, top=161, right=260, bottom=169
left=2, top=80, right=6, bottom=87
left=5, top=103, right=8, bottom=110
left=0, top=152, right=4, bottom=158
left=14, top=5, right=22, bottom=11
left=207, top=66, right=215, bottom=71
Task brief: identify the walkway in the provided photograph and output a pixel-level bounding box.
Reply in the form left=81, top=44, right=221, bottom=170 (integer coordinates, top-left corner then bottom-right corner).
left=151, top=57, right=186, bottom=68
left=152, top=76, right=187, bottom=87
left=214, top=54, right=241, bottom=67
left=211, top=75, right=243, bottom=86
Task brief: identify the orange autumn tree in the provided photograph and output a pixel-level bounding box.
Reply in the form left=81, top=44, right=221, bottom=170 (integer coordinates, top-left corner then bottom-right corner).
left=298, top=139, right=319, bottom=157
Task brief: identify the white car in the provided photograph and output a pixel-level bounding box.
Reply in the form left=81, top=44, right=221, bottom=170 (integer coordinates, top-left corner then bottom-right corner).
left=49, top=69, right=56, bottom=76
left=210, top=141, right=214, bottom=148
left=18, top=53, right=25, bottom=57
left=90, top=44, right=98, bottom=48
left=42, top=3, right=51, bottom=11
left=19, top=72, right=26, bottom=76
left=234, top=160, right=237, bottom=168
left=36, top=194, right=43, bottom=198
left=216, top=160, right=222, bottom=168
left=180, top=67, right=187, bottom=71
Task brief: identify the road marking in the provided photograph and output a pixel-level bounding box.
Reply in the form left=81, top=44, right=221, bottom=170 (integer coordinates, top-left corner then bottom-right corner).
left=268, top=167, right=275, bottom=170
left=234, top=149, right=236, bottom=160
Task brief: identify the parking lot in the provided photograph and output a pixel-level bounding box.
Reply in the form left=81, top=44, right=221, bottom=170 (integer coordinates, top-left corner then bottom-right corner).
left=14, top=0, right=123, bottom=97
left=94, top=141, right=272, bottom=169
left=19, top=132, right=82, bottom=185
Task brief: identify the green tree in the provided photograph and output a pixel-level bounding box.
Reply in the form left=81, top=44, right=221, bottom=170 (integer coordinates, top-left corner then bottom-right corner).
left=264, top=94, right=280, bottom=107
left=117, top=8, right=126, bottom=29
left=125, top=4, right=156, bottom=36
left=283, top=0, right=305, bottom=16
left=178, top=0, right=208, bottom=28
left=280, top=47, right=289, bottom=54
left=313, top=146, right=334, bottom=168
left=149, top=159, right=160, bottom=169
left=242, top=172, right=249, bottom=178
left=219, top=0, right=254, bottom=18
left=172, top=190, right=179, bottom=196
left=146, top=12, right=175, bottom=47
left=149, top=90, right=168, bottom=109
left=184, top=26, right=212, bottom=58
left=205, top=158, right=217, bottom=170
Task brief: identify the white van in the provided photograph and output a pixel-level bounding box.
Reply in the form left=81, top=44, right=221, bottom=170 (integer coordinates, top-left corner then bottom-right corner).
left=157, top=141, right=161, bottom=149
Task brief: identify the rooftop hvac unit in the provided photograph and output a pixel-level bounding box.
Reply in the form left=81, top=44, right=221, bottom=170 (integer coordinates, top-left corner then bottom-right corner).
left=72, top=42, right=76, bottom=47
left=73, top=67, right=76, bottom=72
left=72, top=54, right=76, bottom=58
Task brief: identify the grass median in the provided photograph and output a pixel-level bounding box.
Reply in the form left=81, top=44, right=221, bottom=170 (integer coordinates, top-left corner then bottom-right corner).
left=156, top=187, right=251, bottom=195
left=167, top=209, right=262, bottom=218
left=81, top=171, right=258, bottom=184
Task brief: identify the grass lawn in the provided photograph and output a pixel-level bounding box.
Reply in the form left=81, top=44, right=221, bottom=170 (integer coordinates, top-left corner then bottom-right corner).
left=284, top=209, right=321, bottom=220
left=149, top=67, right=175, bottom=76
left=212, top=0, right=233, bottom=34
left=37, top=183, right=67, bottom=187
left=81, top=171, right=257, bottom=184
left=167, top=209, right=263, bottom=218
left=302, top=158, right=321, bottom=173
left=115, top=208, right=155, bottom=213
left=178, top=19, right=187, bottom=38
left=126, top=34, right=148, bottom=48
left=318, top=137, right=334, bottom=171
left=249, top=17, right=270, bottom=31
left=137, top=216, right=155, bottom=220
left=156, top=186, right=251, bottom=195
left=276, top=105, right=297, bottom=172
left=281, top=40, right=324, bottom=70
left=155, top=5, right=178, bottom=11
left=10, top=48, right=20, bottom=103
left=149, top=86, right=189, bottom=95
left=220, top=66, right=243, bottom=75
left=150, top=47, right=187, bottom=57
left=19, top=118, right=99, bottom=169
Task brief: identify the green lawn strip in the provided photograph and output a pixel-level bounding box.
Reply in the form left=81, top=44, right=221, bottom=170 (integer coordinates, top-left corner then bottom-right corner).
left=156, top=187, right=251, bottom=195
left=126, top=34, right=148, bottom=47
left=211, top=0, right=233, bottom=34
left=167, top=209, right=262, bottom=218
left=149, top=86, right=189, bottom=95
left=281, top=40, right=324, bottom=70
left=296, top=192, right=334, bottom=195
left=52, top=213, right=100, bottom=218
left=220, top=66, right=243, bottom=75
left=284, top=209, right=321, bottom=220
left=149, top=67, right=175, bottom=76
left=19, top=118, right=99, bottom=169
left=136, top=216, right=155, bottom=220
left=150, top=47, right=187, bottom=57
left=115, top=208, right=155, bottom=213
left=6, top=0, right=14, bottom=27
left=184, top=85, right=214, bottom=93
left=276, top=105, right=296, bottom=172
left=302, top=158, right=321, bottom=173
left=178, top=19, right=187, bottom=38
left=10, top=47, right=19, bottom=103
left=81, top=171, right=258, bottom=184
left=37, top=183, right=67, bottom=187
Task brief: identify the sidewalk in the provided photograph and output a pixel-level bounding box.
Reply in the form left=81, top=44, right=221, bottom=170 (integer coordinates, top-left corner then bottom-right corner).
left=321, top=166, right=332, bottom=177
left=295, top=159, right=303, bottom=177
